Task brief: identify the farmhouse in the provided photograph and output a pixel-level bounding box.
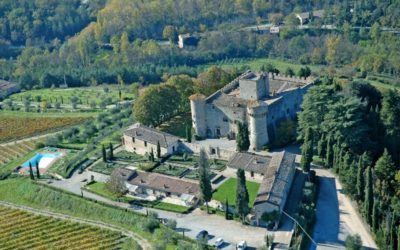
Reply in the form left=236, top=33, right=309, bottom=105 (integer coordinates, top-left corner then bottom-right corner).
left=295, top=9, right=325, bottom=26
left=227, top=151, right=296, bottom=227
left=123, top=123, right=180, bottom=157
left=0, top=80, right=21, bottom=99
left=116, top=168, right=200, bottom=206
left=190, top=71, right=315, bottom=150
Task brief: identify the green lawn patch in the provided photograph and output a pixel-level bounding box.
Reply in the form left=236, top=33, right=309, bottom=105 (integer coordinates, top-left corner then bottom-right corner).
left=212, top=178, right=260, bottom=208
left=85, top=181, right=118, bottom=199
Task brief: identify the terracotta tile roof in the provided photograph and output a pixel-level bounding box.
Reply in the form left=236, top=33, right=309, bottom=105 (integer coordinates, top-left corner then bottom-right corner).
left=124, top=123, right=179, bottom=148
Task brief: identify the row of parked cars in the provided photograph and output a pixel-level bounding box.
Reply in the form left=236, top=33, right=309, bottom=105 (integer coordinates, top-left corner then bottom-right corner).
left=196, top=230, right=247, bottom=249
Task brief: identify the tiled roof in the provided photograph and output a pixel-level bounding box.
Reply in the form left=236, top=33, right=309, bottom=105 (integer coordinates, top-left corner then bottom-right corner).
left=254, top=151, right=296, bottom=207
left=227, top=152, right=271, bottom=174
left=124, top=123, right=179, bottom=148
left=116, top=168, right=200, bottom=196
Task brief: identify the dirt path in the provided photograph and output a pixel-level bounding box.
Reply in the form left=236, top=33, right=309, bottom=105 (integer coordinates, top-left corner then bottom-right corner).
left=0, top=200, right=152, bottom=250
left=312, top=168, right=377, bottom=249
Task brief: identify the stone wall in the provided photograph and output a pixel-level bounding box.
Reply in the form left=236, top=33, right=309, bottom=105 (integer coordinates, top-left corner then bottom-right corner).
left=179, top=141, right=235, bottom=160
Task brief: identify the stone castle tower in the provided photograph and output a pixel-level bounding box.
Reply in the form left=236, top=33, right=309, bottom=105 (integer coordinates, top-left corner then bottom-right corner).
left=189, top=93, right=207, bottom=138
left=189, top=70, right=312, bottom=151
left=247, top=101, right=269, bottom=150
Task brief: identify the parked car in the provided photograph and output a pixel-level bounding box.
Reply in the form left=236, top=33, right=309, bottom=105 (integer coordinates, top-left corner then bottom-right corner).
left=196, top=230, right=209, bottom=241
left=236, top=241, right=247, bottom=250
left=214, top=238, right=224, bottom=247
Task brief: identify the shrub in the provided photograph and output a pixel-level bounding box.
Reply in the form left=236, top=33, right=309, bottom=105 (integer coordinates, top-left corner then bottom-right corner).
left=141, top=218, right=160, bottom=233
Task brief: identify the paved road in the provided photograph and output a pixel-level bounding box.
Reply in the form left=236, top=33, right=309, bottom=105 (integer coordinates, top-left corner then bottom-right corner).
left=48, top=170, right=268, bottom=249
left=311, top=169, right=377, bottom=250
left=0, top=200, right=151, bottom=250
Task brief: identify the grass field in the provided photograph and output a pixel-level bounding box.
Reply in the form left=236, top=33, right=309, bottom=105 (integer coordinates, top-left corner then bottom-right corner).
left=212, top=178, right=260, bottom=208
left=0, top=205, right=135, bottom=249
left=9, top=85, right=135, bottom=105
left=0, top=114, right=88, bottom=142
left=0, top=178, right=193, bottom=247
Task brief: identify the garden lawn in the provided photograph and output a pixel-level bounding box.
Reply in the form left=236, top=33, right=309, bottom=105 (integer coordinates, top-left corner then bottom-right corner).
left=212, top=178, right=260, bottom=208
left=85, top=181, right=118, bottom=200
left=90, top=161, right=128, bottom=175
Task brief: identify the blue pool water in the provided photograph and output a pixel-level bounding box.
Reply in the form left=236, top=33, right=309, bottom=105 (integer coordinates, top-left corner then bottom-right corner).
left=21, top=152, right=63, bottom=168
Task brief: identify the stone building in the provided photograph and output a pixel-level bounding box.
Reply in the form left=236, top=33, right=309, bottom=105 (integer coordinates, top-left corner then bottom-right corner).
left=122, top=123, right=180, bottom=157
left=227, top=151, right=296, bottom=227
left=189, top=71, right=315, bottom=150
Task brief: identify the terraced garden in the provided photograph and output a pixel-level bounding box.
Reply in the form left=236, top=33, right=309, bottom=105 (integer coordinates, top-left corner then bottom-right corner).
left=0, top=137, right=46, bottom=166
left=0, top=205, right=135, bottom=249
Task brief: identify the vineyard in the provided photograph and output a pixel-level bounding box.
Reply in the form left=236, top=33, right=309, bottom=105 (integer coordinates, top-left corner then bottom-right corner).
left=0, top=116, right=87, bottom=142
left=0, top=137, right=46, bottom=166
left=0, top=205, right=133, bottom=249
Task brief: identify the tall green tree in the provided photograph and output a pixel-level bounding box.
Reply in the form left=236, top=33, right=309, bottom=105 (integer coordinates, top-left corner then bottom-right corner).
left=364, top=165, right=374, bottom=224
left=109, top=143, right=113, bottom=160
left=380, top=90, right=400, bottom=166
left=29, top=162, right=34, bottom=180
left=35, top=161, right=40, bottom=179
left=236, top=168, right=250, bottom=223
left=372, top=199, right=379, bottom=232
left=317, top=133, right=326, bottom=160
left=102, top=144, right=107, bottom=162
left=186, top=125, right=192, bottom=143
left=300, top=127, right=313, bottom=172
left=156, top=141, right=161, bottom=159
left=236, top=122, right=250, bottom=151
left=198, top=148, right=212, bottom=214
left=325, top=135, right=334, bottom=167
left=374, top=149, right=397, bottom=207
left=356, top=156, right=365, bottom=201
left=225, top=198, right=229, bottom=220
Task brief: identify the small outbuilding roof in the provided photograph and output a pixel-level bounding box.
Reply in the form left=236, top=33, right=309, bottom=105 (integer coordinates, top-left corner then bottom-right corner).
left=124, top=123, right=179, bottom=148
left=227, top=152, right=271, bottom=174
left=116, top=168, right=200, bottom=196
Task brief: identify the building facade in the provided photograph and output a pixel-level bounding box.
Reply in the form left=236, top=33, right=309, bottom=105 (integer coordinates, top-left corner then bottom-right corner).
left=190, top=71, right=315, bottom=150
left=123, top=123, right=180, bottom=157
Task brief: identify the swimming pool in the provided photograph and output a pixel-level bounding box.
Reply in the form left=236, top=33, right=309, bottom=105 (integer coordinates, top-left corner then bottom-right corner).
left=21, top=152, right=63, bottom=169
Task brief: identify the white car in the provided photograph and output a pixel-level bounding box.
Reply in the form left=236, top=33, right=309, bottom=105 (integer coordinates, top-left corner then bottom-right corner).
left=214, top=238, right=224, bottom=247
left=236, top=241, right=247, bottom=250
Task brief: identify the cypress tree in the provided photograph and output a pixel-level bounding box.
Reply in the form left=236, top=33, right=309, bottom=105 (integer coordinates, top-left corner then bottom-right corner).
left=300, top=127, right=313, bottom=172
left=236, top=168, right=250, bottom=223
left=364, top=165, right=373, bottom=224
left=225, top=198, right=229, bottom=220
left=317, top=133, right=326, bottom=159
left=156, top=141, right=161, bottom=158
left=242, top=123, right=250, bottom=151
left=29, top=162, right=34, bottom=180
left=325, top=135, right=334, bottom=167
left=35, top=161, right=40, bottom=179
left=150, top=148, right=155, bottom=162
left=102, top=145, right=107, bottom=162
left=356, top=156, right=365, bottom=202
left=186, top=125, right=192, bottom=143
left=372, top=199, right=378, bottom=232
left=198, top=149, right=212, bottom=214
left=109, top=143, right=113, bottom=160
left=236, top=122, right=250, bottom=151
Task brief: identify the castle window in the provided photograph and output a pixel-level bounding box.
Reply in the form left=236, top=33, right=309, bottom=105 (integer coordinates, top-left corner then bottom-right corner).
left=132, top=137, right=135, bottom=143
left=144, top=141, right=147, bottom=147
left=223, top=117, right=228, bottom=122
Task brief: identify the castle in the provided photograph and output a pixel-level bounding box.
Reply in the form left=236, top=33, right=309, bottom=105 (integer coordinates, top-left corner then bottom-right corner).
left=189, top=71, right=315, bottom=150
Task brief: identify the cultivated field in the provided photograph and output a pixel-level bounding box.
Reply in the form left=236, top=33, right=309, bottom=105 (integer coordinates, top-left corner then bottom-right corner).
left=0, top=137, right=46, bottom=166
left=0, top=114, right=87, bottom=142
left=9, top=85, right=134, bottom=106
left=0, top=205, right=130, bottom=249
